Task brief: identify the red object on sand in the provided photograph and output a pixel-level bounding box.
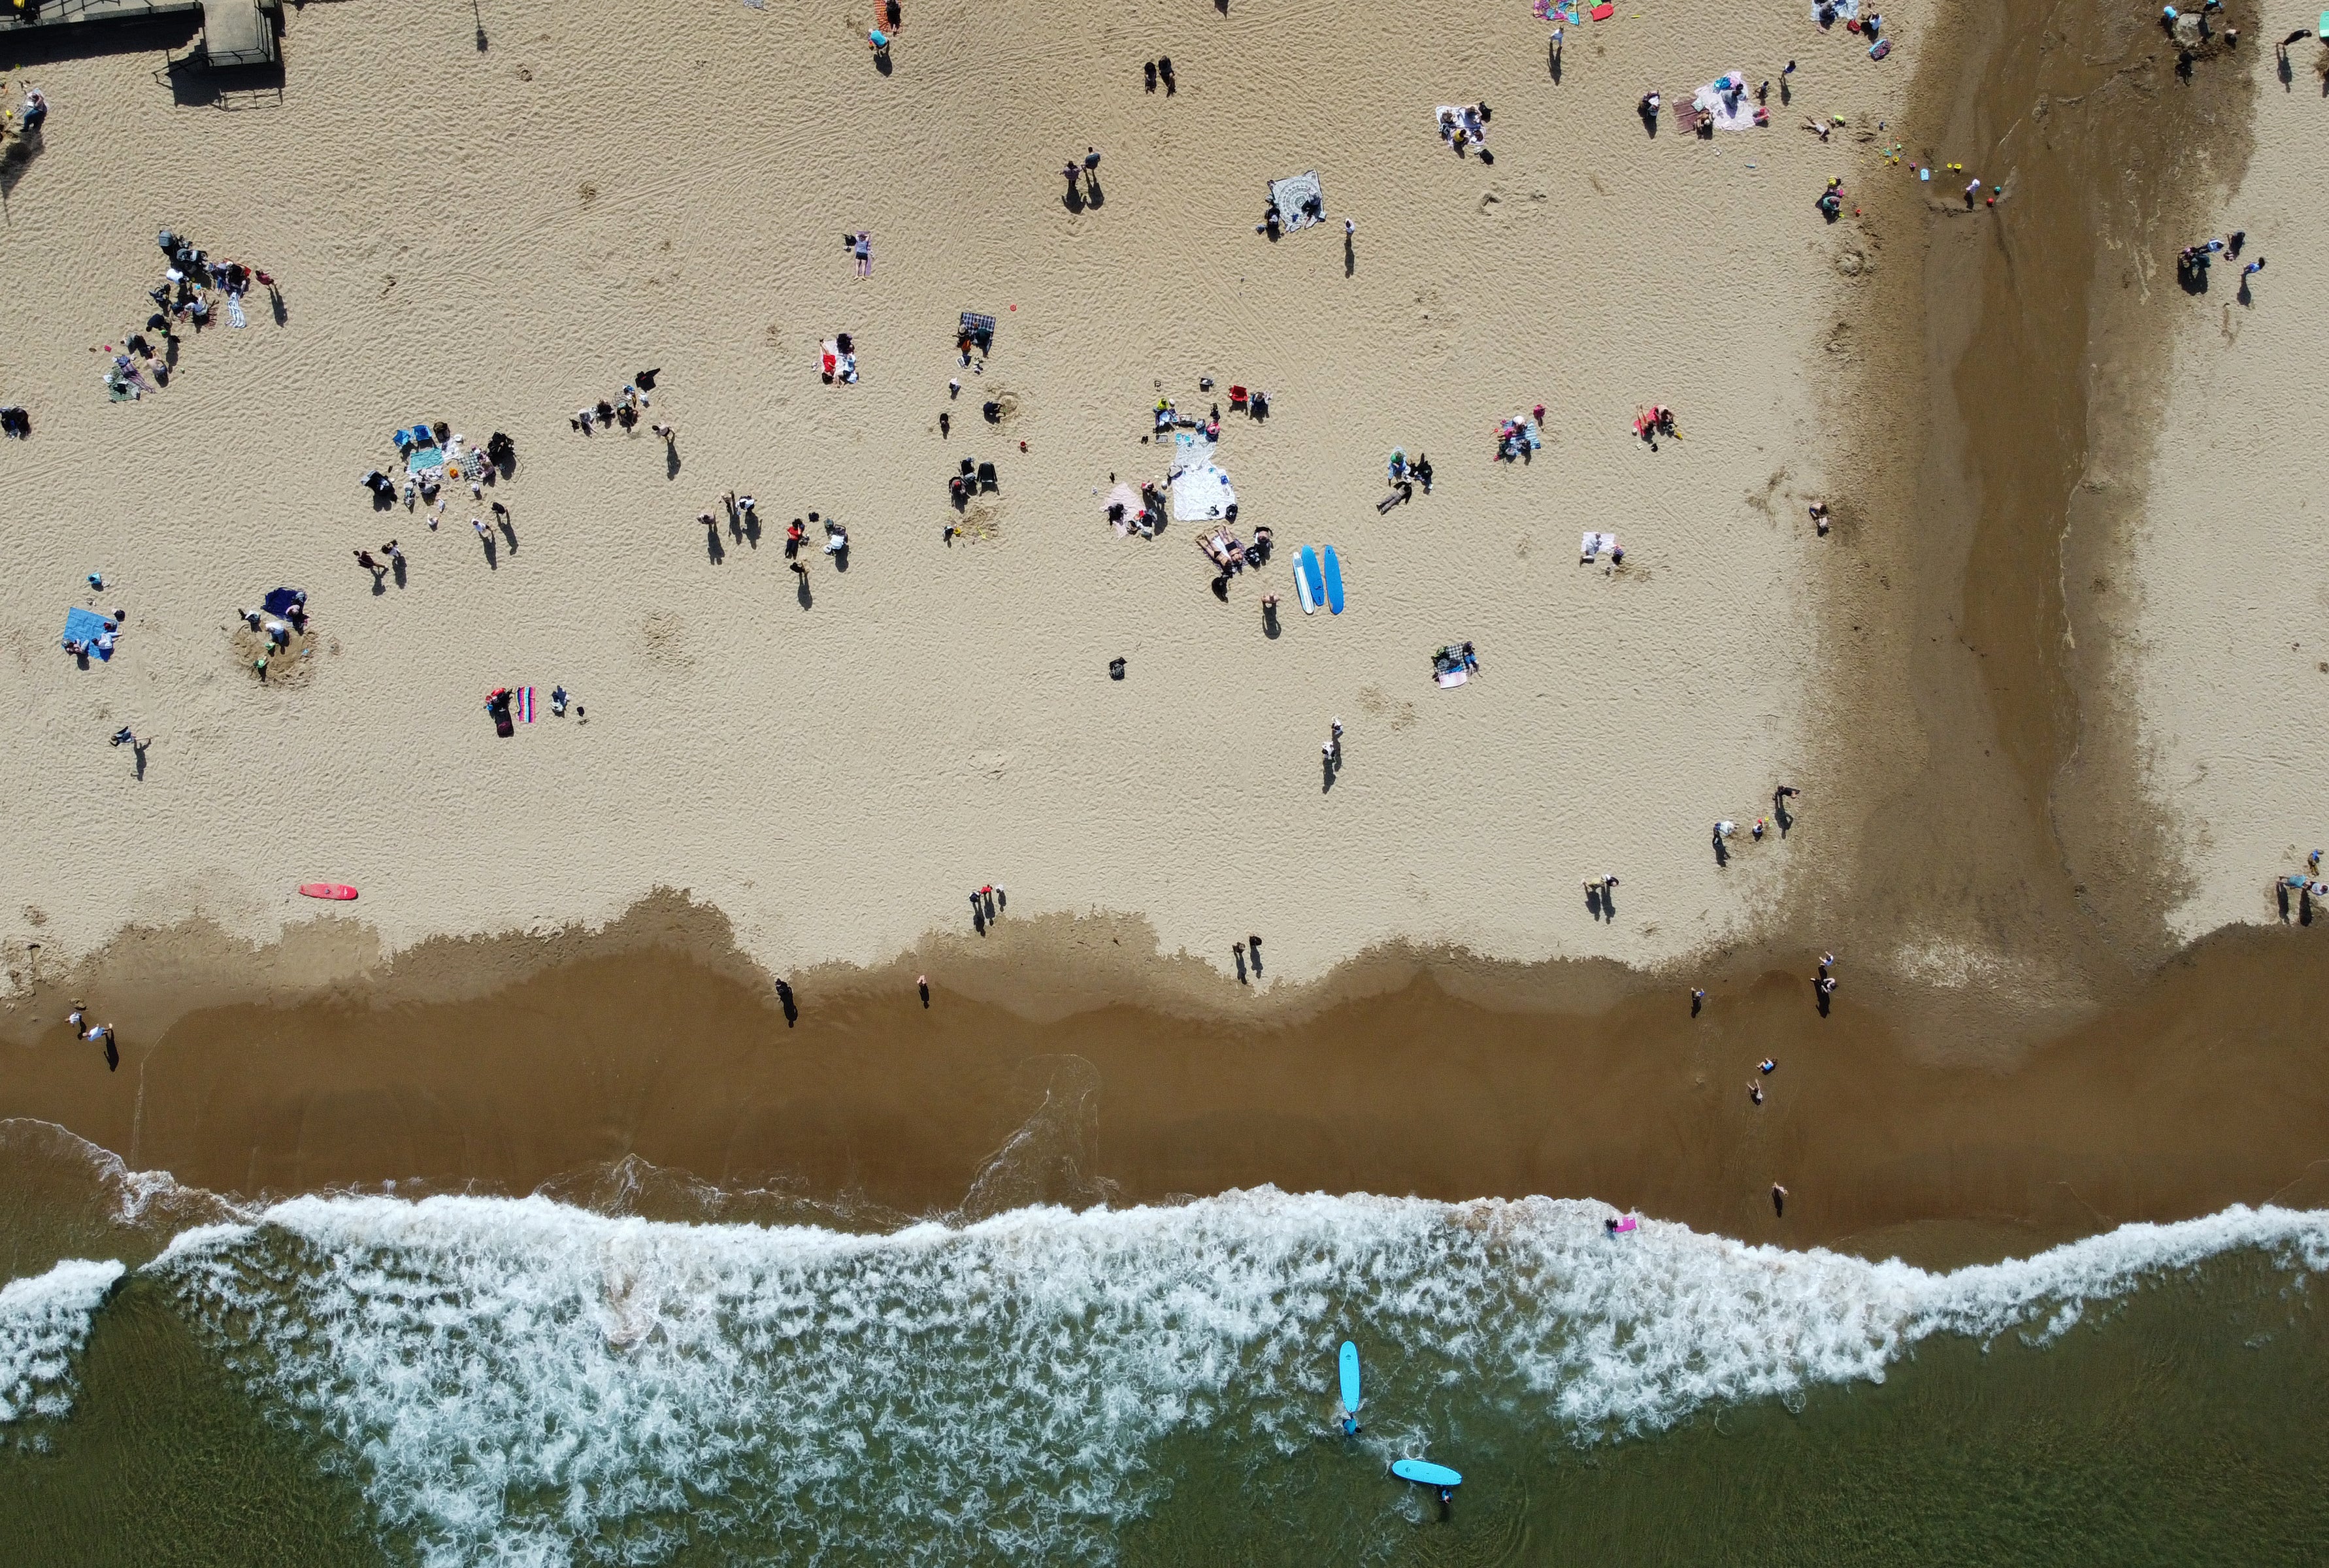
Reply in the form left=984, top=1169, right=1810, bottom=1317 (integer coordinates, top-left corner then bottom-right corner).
left=1589, top=3, right=1613, bottom=18
left=299, top=883, right=359, bottom=901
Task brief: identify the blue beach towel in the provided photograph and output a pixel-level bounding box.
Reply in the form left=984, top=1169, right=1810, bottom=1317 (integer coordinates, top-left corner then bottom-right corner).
left=61, top=606, right=116, bottom=655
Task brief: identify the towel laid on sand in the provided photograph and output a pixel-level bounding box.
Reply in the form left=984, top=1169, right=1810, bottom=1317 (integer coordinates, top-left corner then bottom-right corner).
left=61, top=606, right=116, bottom=653
left=1694, top=73, right=1758, bottom=132
left=1267, top=171, right=1325, bottom=230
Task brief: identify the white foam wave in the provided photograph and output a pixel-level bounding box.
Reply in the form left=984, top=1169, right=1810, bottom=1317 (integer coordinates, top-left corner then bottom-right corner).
left=0, top=1257, right=124, bottom=1433
left=147, top=1192, right=2329, bottom=1567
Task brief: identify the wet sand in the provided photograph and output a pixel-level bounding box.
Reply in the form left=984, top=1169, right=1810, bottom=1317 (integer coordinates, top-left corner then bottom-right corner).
left=4, top=0, right=2322, bottom=1267
left=3, top=890, right=2326, bottom=1271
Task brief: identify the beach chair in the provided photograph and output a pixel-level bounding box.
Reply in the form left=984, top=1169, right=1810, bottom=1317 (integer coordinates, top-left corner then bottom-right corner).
left=976, top=461, right=999, bottom=493
left=1229, top=385, right=1248, bottom=409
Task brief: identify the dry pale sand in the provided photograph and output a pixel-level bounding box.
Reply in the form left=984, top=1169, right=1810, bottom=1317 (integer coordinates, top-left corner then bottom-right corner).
left=0, top=0, right=1923, bottom=987
left=2126, top=41, right=2329, bottom=941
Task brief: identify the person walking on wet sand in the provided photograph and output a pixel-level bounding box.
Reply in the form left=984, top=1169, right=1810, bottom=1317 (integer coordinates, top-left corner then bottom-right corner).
left=1772, top=1183, right=1787, bottom=1217
left=918, top=973, right=930, bottom=1007
left=1748, top=1081, right=1763, bottom=1105
left=1234, top=939, right=1248, bottom=983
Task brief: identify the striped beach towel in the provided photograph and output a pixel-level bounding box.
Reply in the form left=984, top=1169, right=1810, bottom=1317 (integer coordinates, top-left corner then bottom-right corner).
left=516, top=686, right=535, bottom=723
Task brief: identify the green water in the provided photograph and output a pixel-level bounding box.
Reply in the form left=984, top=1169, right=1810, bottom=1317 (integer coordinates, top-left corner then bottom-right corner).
left=1, top=1255, right=2321, bottom=1567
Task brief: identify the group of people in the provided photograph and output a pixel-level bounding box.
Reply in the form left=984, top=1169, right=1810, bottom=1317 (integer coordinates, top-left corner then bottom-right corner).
left=2177, top=230, right=2262, bottom=287
left=1436, top=101, right=1493, bottom=159
left=1060, top=146, right=1102, bottom=201
left=1198, top=522, right=1272, bottom=577
left=1495, top=408, right=1545, bottom=463
left=967, top=883, right=1006, bottom=933
left=1142, top=56, right=1177, bottom=94
left=570, top=370, right=661, bottom=433
left=63, top=1005, right=118, bottom=1071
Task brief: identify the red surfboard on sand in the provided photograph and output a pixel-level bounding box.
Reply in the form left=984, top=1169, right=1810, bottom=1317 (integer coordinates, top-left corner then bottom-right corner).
left=299, top=883, right=359, bottom=901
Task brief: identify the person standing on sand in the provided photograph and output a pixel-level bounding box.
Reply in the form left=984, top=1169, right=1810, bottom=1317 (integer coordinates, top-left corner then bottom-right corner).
left=1691, top=987, right=1706, bottom=1015
left=1772, top=1183, right=1787, bottom=1217
left=1234, top=940, right=1248, bottom=983
left=918, top=974, right=930, bottom=1007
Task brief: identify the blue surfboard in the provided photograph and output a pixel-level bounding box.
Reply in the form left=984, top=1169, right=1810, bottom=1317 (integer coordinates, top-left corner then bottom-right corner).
left=1392, top=1459, right=1462, bottom=1488
left=1297, top=546, right=1324, bottom=615
left=1322, top=546, right=1345, bottom=614
left=1338, top=1341, right=1361, bottom=1417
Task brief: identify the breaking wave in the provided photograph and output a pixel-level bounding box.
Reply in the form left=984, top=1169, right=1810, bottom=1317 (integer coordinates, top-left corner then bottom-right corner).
left=0, top=1258, right=124, bottom=1438
left=114, top=1190, right=2329, bottom=1568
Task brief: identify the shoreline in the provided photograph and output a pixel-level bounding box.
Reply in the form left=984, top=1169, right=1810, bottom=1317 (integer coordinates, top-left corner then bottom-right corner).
left=5, top=890, right=2329, bottom=1273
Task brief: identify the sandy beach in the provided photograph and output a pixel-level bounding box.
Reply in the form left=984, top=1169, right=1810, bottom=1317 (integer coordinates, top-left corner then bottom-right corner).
left=0, top=0, right=1924, bottom=990
left=0, top=0, right=2318, bottom=1245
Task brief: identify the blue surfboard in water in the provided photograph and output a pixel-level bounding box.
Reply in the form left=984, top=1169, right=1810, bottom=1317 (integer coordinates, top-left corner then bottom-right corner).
left=1392, top=1459, right=1462, bottom=1488
left=1338, top=1341, right=1361, bottom=1418
left=1322, top=546, right=1345, bottom=614
left=1297, top=546, right=1324, bottom=615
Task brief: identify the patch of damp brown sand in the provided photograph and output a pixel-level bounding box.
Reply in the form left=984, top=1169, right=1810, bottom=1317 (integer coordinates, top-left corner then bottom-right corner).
left=3, top=892, right=2327, bottom=1272
left=1804, top=0, right=2266, bottom=1036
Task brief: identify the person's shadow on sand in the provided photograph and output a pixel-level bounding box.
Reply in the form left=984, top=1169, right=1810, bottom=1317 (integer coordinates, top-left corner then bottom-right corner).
left=796, top=573, right=814, bottom=610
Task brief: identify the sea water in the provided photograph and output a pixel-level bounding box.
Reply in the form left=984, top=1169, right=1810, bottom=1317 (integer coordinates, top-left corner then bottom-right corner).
left=1, top=1125, right=2326, bottom=1565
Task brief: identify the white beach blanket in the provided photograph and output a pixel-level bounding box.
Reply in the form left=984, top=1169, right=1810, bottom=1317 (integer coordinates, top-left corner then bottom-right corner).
left=1170, top=462, right=1235, bottom=524
left=1693, top=73, right=1758, bottom=132
left=1810, top=0, right=1858, bottom=18
left=1435, top=668, right=1470, bottom=689
left=226, top=293, right=247, bottom=329
left=1435, top=105, right=1487, bottom=146
left=1581, top=531, right=1617, bottom=561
